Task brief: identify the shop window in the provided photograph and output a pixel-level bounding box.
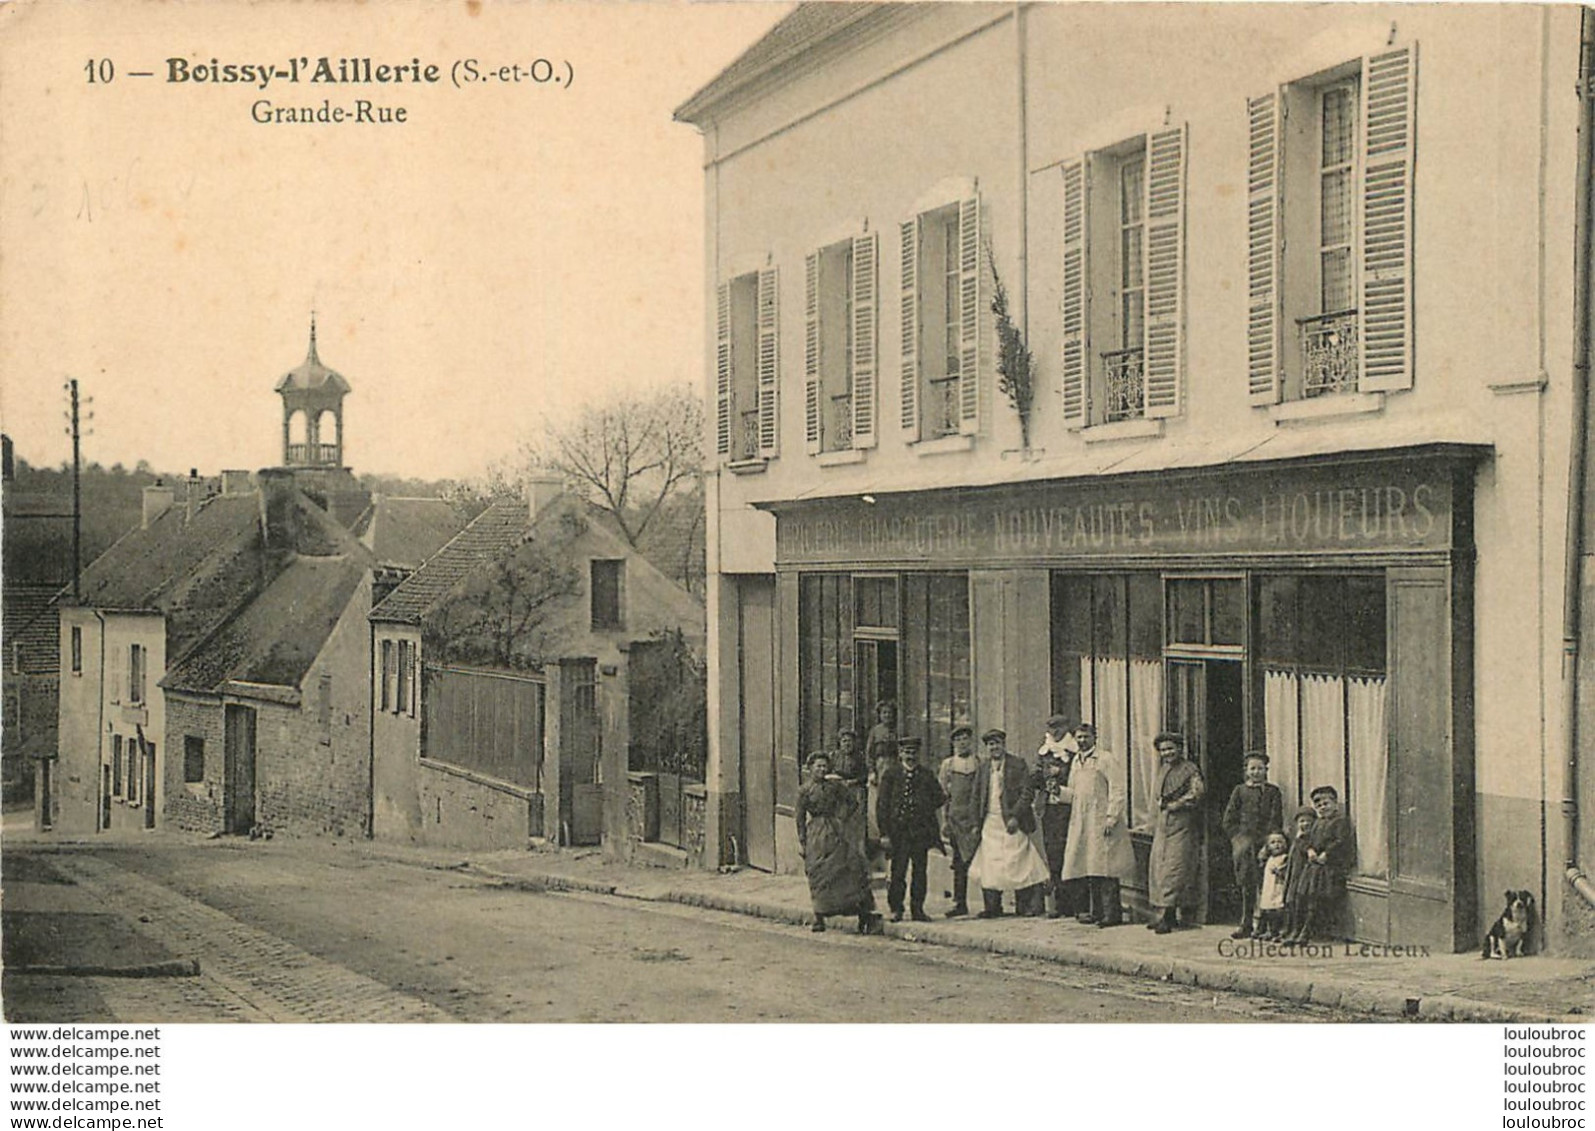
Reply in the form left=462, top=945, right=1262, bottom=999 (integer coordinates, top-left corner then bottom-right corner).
left=900, top=197, right=981, bottom=441
left=798, top=574, right=855, bottom=804
left=1166, top=578, right=1246, bottom=648
left=804, top=235, right=878, bottom=454
left=900, top=573, right=970, bottom=763
left=184, top=736, right=205, bottom=784
left=1257, top=573, right=1388, bottom=880
left=1051, top=572, right=1164, bottom=832
left=1248, top=47, right=1416, bottom=404
left=590, top=560, right=624, bottom=630
left=1061, top=128, right=1187, bottom=428
left=853, top=575, right=898, bottom=631
left=70, top=626, right=82, bottom=674
left=715, top=269, right=779, bottom=464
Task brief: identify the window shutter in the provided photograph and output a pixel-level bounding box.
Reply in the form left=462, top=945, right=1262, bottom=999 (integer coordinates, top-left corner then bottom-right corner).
left=1144, top=125, right=1187, bottom=419
left=957, top=195, right=982, bottom=435
left=1060, top=158, right=1089, bottom=428
left=804, top=253, right=821, bottom=454
left=1247, top=92, right=1284, bottom=405
left=757, top=266, right=779, bottom=457
left=851, top=232, right=879, bottom=448
left=1359, top=45, right=1417, bottom=393
left=900, top=218, right=920, bottom=438
left=715, top=282, right=731, bottom=457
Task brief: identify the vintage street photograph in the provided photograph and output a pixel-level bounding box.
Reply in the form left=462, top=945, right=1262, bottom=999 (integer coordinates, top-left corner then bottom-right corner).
left=2, top=0, right=1593, bottom=1053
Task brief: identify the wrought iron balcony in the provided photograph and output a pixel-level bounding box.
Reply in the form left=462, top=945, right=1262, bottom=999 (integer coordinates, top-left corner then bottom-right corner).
left=1102, top=348, right=1145, bottom=422
left=827, top=393, right=853, bottom=451
left=1298, top=309, right=1359, bottom=397
left=737, top=409, right=761, bottom=462
left=928, top=376, right=960, bottom=438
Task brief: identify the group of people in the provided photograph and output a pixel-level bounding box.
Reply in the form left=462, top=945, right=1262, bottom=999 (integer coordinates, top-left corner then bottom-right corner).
left=795, top=702, right=1353, bottom=943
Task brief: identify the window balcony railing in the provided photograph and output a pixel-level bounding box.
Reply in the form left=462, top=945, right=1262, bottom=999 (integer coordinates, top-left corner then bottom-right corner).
left=1102, top=348, right=1146, bottom=422
left=286, top=442, right=340, bottom=466
left=826, top=393, right=853, bottom=451
left=1299, top=309, right=1359, bottom=397
left=737, top=409, right=761, bottom=462
left=928, top=376, right=960, bottom=438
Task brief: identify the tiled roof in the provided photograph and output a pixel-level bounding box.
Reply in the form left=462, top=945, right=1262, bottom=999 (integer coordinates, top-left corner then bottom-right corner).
left=162, top=549, right=371, bottom=695
left=674, top=3, right=876, bottom=123
left=368, top=497, right=531, bottom=625
left=359, top=496, right=471, bottom=569
left=3, top=583, right=61, bottom=675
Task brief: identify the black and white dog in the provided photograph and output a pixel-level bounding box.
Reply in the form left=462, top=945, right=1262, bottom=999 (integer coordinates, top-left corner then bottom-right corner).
left=1482, top=890, right=1536, bottom=959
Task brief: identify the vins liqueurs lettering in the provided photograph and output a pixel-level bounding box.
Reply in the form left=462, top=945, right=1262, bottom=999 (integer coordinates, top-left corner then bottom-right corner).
left=166, top=57, right=441, bottom=89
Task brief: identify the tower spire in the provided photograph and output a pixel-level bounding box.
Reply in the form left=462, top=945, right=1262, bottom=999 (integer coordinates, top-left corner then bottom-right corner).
left=307, top=311, right=319, bottom=364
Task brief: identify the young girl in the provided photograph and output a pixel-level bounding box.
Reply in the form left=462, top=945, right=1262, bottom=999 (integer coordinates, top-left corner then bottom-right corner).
left=1254, top=831, right=1290, bottom=941
left=1285, top=785, right=1351, bottom=944
left=1280, top=806, right=1317, bottom=944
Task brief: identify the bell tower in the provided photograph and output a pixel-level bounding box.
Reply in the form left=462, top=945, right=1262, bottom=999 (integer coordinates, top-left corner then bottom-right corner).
left=276, top=316, right=351, bottom=468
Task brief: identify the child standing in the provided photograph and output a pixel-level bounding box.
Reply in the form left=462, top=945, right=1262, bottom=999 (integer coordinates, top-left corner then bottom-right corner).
left=1281, top=805, right=1317, bottom=944
left=1221, top=751, right=1284, bottom=939
left=1285, top=785, right=1352, bottom=944
left=1254, top=831, right=1290, bottom=941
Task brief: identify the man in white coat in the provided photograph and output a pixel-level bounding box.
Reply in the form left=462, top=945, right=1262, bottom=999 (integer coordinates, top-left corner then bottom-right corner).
left=1058, top=723, right=1135, bottom=927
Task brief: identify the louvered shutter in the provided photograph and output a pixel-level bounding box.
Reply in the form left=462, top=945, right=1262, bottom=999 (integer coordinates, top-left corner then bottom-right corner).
left=1060, top=159, right=1089, bottom=428
left=851, top=232, right=879, bottom=448
left=715, top=282, right=732, bottom=457
left=957, top=196, right=982, bottom=435
left=900, top=218, right=920, bottom=438
left=757, top=267, right=779, bottom=457
left=1247, top=92, right=1284, bottom=405
left=804, top=253, right=821, bottom=454
left=1359, top=45, right=1417, bottom=393
left=1144, top=125, right=1187, bottom=418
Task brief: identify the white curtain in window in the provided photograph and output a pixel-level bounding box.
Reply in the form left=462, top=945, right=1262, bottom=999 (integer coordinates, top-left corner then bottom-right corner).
left=1347, top=675, right=1389, bottom=880
left=1128, top=659, right=1164, bottom=832
left=1264, top=668, right=1301, bottom=810
left=1300, top=672, right=1346, bottom=801
left=1080, top=656, right=1130, bottom=785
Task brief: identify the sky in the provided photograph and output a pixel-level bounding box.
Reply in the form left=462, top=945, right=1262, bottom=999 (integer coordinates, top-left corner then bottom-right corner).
left=0, top=0, right=789, bottom=482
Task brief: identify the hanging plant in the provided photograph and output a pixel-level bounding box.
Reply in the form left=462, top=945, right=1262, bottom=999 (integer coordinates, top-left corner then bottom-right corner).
left=988, top=242, right=1034, bottom=451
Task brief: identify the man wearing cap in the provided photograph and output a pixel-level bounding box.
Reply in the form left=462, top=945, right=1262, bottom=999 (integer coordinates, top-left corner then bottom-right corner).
left=1060, top=723, right=1135, bottom=927
left=938, top=724, right=982, bottom=917
left=968, top=728, right=1050, bottom=918
left=876, top=736, right=946, bottom=922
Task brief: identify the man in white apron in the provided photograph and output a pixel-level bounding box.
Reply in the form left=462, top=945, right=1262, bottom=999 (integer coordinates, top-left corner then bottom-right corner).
left=967, top=729, right=1050, bottom=918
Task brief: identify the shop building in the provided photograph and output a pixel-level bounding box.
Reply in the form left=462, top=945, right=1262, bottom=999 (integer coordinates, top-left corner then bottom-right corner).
left=678, top=3, right=1595, bottom=952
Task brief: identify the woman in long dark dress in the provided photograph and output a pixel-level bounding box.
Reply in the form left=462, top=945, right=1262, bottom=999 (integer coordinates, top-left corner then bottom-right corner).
left=795, top=751, right=880, bottom=934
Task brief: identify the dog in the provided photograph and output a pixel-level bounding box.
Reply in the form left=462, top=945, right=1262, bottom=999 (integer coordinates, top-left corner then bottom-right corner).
left=1482, top=890, right=1536, bottom=959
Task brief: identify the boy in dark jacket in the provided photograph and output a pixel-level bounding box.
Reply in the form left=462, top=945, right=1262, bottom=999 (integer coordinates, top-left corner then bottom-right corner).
left=877, top=736, right=946, bottom=922
left=1221, top=751, right=1285, bottom=939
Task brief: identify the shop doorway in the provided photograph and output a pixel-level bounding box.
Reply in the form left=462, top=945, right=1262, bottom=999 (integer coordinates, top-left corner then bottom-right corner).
left=854, top=639, right=899, bottom=738
left=1167, top=658, right=1245, bottom=923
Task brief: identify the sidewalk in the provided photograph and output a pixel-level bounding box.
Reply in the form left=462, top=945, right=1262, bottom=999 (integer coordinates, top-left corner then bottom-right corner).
left=423, top=844, right=1594, bottom=1024
left=8, top=821, right=1592, bottom=1024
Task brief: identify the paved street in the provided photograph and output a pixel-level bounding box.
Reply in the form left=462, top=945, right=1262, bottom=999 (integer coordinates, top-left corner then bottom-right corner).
left=2, top=841, right=1355, bottom=1023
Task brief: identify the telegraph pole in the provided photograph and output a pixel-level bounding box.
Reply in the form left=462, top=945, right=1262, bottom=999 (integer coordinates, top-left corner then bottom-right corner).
left=64, top=379, right=83, bottom=602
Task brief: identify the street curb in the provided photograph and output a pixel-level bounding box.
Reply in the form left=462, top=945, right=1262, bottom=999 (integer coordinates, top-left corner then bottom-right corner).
left=468, top=862, right=1572, bottom=1023
left=5, top=959, right=201, bottom=979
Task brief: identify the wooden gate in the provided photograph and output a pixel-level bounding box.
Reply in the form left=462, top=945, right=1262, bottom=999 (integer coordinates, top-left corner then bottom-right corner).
left=628, top=633, right=707, bottom=850
left=223, top=704, right=256, bottom=835
left=424, top=664, right=545, bottom=790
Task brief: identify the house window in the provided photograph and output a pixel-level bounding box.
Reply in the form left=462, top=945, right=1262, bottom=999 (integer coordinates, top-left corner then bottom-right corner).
left=715, top=268, right=779, bottom=464
left=70, top=626, right=82, bottom=674
left=1060, top=127, right=1187, bottom=429
left=396, top=640, right=411, bottom=715
left=590, top=560, right=624, bottom=630
left=1248, top=46, right=1416, bottom=404
left=804, top=234, right=879, bottom=455
left=112, top=735, right=123, bottom=796
left=184, top=736, right=205, bottom=784
left=900, top=196, right=981, bottom=441
left=128, top=644, right=145, bottom=704
left=318, top=672, right=333, bottom=743
left=126, top=743, right=138, bottom=805
left=380, top=639, right=394, bottom=711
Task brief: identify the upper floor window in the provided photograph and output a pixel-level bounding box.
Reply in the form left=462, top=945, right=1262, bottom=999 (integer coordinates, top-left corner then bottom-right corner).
left=590, top=559, right=624, bottom=630
left=1060, top=126, right=1187, bottom=429
left=901, top=196, right=982, bottom=441
left=1248, top=46, right=1416, bottom=405
left=715, top=268, right=779, bottom=465
left=70, top=626, right=82, bottom=674
left=804, top=234, right=879, bottom=455
left=128, top=643, right=145, bottom=704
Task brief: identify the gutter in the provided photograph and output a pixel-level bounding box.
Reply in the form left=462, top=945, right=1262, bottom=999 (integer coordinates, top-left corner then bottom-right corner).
left=1564, top=6, right=1595, bottom=909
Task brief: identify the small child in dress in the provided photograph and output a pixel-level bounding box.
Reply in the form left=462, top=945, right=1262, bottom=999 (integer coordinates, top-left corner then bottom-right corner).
left=1280, top=805, right=1317, bottom=944
left=1254, top=831, right=1290, bottom=941
left=1284, top=785, right=1351, bottom=944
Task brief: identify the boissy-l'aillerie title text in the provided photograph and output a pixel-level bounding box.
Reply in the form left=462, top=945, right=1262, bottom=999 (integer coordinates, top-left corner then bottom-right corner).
left=169, top=57, right=443, bottom=88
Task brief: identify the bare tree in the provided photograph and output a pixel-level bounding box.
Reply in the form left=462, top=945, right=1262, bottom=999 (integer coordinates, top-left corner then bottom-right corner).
left=521, top=384, right=703, bottom=548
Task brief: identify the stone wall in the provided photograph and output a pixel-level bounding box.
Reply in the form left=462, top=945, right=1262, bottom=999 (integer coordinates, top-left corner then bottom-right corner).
left=414, top=758, right=541, bottom=851
left=164, top=694, right=225, bottom=835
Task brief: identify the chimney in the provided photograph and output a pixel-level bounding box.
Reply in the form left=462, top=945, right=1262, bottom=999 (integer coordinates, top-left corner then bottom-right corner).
left=141, top=479, right=175, bottom=529
left=257, top=467, right=299, bottom=553
left=185, top=469, right=204, bottom=523
left=526, top=474, right=564, bottom=521
left=221, top=469, right=253, bottom=497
